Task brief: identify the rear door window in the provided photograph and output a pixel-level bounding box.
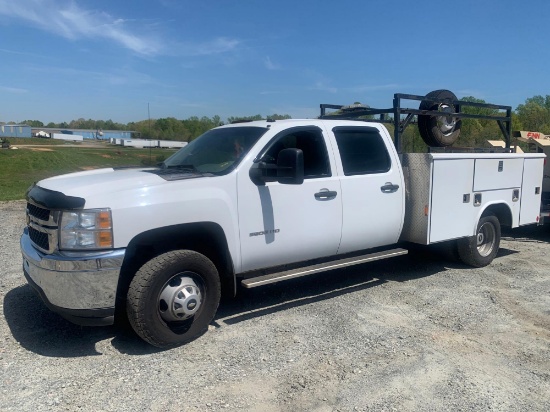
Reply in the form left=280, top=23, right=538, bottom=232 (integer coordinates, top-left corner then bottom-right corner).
left=333, top=127, right=391, bottom=176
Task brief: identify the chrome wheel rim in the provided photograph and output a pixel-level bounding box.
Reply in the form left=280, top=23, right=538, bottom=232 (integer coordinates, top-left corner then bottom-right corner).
left=436, top=103, right=457, bottom=135
left=158, top=272, right=202, bottom=322
left=476, top=222, right=496, bottom=257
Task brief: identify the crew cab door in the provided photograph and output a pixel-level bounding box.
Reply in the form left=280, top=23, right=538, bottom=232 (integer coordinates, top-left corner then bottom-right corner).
left=237, top=126, right=342, bottom=272
left=329, top=125, right=405, bottom=254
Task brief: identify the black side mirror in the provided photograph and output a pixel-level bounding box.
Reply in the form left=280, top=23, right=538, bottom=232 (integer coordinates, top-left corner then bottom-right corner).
left=249, top=148, right=304, bottom=185
left=277, top=148, right=304, bottom=185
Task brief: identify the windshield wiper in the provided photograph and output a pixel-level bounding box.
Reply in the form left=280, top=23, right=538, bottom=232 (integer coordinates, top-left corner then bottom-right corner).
left=147, top=164, right=211, bottom=181
left=161, top=164, right=198, bottom=172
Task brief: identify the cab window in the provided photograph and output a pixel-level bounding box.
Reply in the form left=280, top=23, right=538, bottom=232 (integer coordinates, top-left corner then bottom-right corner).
left=333, top=127, right=391, bottom=176
left=262, top=128, right=331, bottom=179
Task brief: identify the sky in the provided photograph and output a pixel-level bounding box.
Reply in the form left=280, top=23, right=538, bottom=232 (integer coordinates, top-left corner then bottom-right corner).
left=0, top=0, right=548, bottom=124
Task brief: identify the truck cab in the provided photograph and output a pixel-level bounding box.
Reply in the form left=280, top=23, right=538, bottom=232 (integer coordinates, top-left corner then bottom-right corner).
left=21, top=119, right=408, bottom=346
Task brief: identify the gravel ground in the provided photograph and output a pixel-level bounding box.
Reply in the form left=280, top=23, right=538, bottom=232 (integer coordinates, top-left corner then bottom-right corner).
left=1, top=199, right=549, bottom=411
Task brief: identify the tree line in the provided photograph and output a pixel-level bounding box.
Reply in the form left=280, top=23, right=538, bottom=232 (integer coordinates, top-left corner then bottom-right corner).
left=12, top=114, right=291, bottom=141
left=4, top=94, right=550, bottom=144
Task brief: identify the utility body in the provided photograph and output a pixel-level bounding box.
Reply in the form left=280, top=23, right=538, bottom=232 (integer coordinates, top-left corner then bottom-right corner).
left=20, top=91, right=546, bottom=347
left=512, top=131, right=550, bottom=223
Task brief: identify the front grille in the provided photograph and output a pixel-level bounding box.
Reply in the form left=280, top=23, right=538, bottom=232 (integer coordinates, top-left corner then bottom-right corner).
left=28, top=226, right=50, bottom=251
left=26, top=202, right=58, bottom=252
left=27, top=203, right=50, bottom=221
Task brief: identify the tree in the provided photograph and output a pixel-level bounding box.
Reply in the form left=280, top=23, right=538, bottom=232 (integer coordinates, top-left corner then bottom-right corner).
left=226, top=113, right=291, bottom=123
left=154, top=117, right=188, bottom=140
left=226, top=114, right=263, bottom=123
left=267, top=113, right=292, bottom=120
left=457, top=96, right=503, bottom=146
left=21, top=120, right=44, bottom=127
left=516, top=95, right=550, bottom=133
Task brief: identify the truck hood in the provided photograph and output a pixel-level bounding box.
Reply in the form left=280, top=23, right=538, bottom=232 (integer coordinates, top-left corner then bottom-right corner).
left=36, top=167, right=203, bottom=199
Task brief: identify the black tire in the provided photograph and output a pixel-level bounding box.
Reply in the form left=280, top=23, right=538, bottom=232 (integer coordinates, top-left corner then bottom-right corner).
left=457, top=215, right=501, bottom=267
left=418, top=89, right=462, bottom=147
left=127, top=250, right=221, bottom=348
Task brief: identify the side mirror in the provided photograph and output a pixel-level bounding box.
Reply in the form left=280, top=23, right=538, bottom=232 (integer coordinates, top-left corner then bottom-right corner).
left=276, top=148, right=304, bottom=185
left=249, top=148, right=304, bottom=185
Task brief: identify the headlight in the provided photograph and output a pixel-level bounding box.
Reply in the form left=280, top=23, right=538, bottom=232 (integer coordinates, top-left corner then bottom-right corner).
left=59, top=209, right=113, bottom=250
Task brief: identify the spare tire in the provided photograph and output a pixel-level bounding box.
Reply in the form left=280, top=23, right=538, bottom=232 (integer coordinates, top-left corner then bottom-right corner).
left=418, top=89, right=461, bottom=147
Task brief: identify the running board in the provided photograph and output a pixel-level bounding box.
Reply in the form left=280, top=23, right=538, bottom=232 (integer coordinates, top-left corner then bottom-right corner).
left=241, top=248, right=408, bottom=289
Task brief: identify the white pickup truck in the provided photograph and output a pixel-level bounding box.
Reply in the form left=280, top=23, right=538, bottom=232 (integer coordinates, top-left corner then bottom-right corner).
left=21, top=91, right=546, bottom=348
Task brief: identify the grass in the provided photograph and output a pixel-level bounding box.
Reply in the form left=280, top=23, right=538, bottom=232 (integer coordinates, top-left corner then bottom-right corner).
left=0, top=142, right=174, bottom=201
left=7, top=137, right=70, bottom=146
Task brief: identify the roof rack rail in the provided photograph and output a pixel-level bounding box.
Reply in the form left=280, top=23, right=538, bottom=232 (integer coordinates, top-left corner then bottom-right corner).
left=230, top=119, right=255, bottom=124
left=320, top=92, right=512, bottom=153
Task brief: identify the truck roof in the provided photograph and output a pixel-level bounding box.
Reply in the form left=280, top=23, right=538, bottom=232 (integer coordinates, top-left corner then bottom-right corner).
left=220, top=118, right=386, bottom=130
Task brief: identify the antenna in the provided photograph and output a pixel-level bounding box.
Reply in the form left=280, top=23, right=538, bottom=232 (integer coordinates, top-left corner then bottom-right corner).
left=148, top=102, right=152, bottom=165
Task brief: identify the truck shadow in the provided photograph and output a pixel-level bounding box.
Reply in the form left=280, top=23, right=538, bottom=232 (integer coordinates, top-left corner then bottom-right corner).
left=3, top=285, right=161, bottom=357
left=502, top=225, right=550, bottom=243
left=214, top=247, right=517, bottom=326
left=3, top=249, right=518, bottom=357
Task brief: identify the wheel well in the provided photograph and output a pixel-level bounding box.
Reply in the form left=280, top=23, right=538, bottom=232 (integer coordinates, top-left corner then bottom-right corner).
left=482, top=203, right=512, bottom=228
left=115, top=222, right=235, bottom=317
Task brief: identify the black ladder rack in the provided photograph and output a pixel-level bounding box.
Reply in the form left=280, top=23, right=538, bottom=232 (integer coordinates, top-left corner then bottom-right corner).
left=320, top=92, right=513, bottom=153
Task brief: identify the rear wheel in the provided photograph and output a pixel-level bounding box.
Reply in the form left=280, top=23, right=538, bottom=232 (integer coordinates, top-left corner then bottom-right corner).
left=457, top=215, right=501, bottom=267
left=418, top=89, right=462, bottom=147
left=126, top=250, right=221, bottom=348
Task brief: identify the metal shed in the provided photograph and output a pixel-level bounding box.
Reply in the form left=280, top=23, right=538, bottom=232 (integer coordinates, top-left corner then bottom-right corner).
left=0, top=124, right=32, bottom=138
left=31, top=128, right=135, bottom=140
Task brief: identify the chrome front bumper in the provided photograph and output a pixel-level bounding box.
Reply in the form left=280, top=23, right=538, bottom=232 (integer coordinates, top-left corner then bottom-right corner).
left=21, top=229, right=125, bottom=325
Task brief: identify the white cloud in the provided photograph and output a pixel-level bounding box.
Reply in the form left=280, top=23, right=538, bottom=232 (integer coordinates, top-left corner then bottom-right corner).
left=0, top=85, right=28, bottom=94
left=28, top=65, right=161, bottom=88
left=260, top=90, right=288, bottom=95
left=264, top=56, right=280, bottom=70
left=302, top=70, right=338, bottom=94
left=0, top=0, right=163, bottom=55
left=310, top=81, right=338, bottom=94
left=184, top=37, right=241, bottom=56
left=0, top=48, right=49, bottom=59
left=0, top=1, right=243, bottom=59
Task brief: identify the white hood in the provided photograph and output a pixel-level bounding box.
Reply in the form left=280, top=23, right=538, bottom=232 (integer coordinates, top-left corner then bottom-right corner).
left=37, top=168, right=175, bottom=199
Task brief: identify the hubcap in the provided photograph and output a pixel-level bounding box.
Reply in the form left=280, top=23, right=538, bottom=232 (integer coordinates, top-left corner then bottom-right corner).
left=436, top=103, right=457, bottom=135
left=476, top=222, right=496, bottom=257
left=159, top=273, right=202, bottom=322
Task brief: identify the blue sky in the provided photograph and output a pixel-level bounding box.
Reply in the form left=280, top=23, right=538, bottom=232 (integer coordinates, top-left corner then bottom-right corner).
left=0, top=0, right=548, bottom=124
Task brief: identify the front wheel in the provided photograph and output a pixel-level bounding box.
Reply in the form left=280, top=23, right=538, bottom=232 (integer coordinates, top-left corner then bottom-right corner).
left=126, top=250, right=221, bottom=348
left=457, top=215, right=501, bottom=267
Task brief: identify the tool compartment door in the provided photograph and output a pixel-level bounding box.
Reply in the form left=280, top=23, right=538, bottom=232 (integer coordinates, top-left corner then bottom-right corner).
left=429, top=159, right=476, bottom=243
left=473, top=158, right=524, bottom=191
left=519, top=157, right=544, bottom=225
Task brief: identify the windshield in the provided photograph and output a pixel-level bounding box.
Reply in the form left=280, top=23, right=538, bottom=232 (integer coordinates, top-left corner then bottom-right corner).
left=162, top=126, right=268, bottom=174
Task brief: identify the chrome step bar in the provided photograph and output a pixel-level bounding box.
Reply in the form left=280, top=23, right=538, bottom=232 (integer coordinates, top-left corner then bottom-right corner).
left=241, top=248, right=408, bottom=289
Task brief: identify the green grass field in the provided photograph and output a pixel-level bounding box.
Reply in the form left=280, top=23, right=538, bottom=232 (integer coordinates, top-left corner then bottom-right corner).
left=6, top=137, right=69, bottom=146
left=0, top=142, right=174, bottom=201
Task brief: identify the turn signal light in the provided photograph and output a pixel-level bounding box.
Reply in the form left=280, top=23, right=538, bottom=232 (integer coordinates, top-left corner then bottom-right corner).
left=97, top=231, right=113, bottom=248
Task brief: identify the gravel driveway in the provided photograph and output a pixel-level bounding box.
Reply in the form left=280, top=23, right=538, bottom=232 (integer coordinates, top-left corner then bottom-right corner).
left=1, top=200, right=549, bottom=411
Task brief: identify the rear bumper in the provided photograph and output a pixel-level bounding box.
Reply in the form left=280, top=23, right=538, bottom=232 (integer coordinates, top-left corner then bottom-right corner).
left=21, top=229, right=125, bottom=326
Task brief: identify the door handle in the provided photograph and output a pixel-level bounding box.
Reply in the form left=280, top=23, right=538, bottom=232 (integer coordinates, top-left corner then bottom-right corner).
left=315, top=189, right=338, bottom=200
left=381, top=182, right=399, bottom=193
